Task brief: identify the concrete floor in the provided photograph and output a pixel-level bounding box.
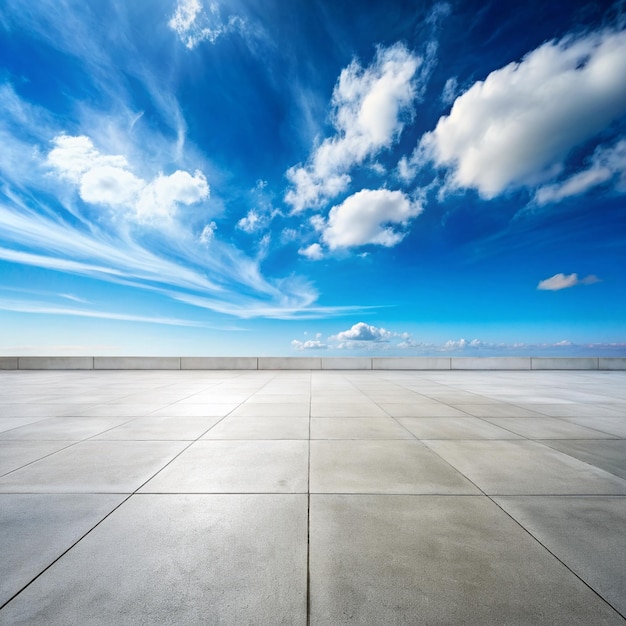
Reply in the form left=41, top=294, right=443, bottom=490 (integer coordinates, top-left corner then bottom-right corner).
left=0, top=369, right=625, bottom=625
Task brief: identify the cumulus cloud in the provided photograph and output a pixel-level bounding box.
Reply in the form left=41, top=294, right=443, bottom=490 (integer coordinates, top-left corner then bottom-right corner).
left=136, top=170, right=209, bottom=221
left=535, top=139, right=626, bottom=204
left=294, top=322, right=410, bottom=351
left=168, top=0, right=244, bottom=49
left=291, top=339, right=328, bottom=350
left=47, top=135, right=209, bottom=222
left=316, top=189, right=422, bottom=250
left=332, top=322, right=393, bottom=343
left=412, top=28, right=626, bottom=198
left=537, top=273, right=601, bottom=290
left=285, top=43, right=423, bottom=212
left=290, top=327, right=626, bottom=356
left=298, top=243, right=324, bottom=260
left=237, top=210, right=261, bottom=233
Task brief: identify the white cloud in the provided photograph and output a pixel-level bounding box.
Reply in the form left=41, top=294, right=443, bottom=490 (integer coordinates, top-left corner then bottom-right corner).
left=47, top=135, right=209, bottom=222
left=317, top=189, right=422, bottom=250
left=291, top=339, right=328, bottom=350
left=237, top=210, right=261, bottom=233
left=441, top=76, right=458, bottom=104
left=79, top=165, right=144, bottom=209
left=0, top=297, right=208, bottom=327
left=199, top=221, right=217, bottom=243
left=535, top=139, right=626, bottom=204
left=441, top=338, right=483, bottom=351
left=168, top=0, right=245, bottom=49
left=136, top=170, right=209, bottom=221
left=414, top=28, right=626, bottom=198
left=47, top=134, right=129, bottom=183
left=285, top=43, right=423, bottom=211
left=169, top=0, right=202, bottom=34
left=537, top=273, right=601, bottom=290
left=298, top=243, right=324, bottom=260
left=332, top=322, right=393, bottom=342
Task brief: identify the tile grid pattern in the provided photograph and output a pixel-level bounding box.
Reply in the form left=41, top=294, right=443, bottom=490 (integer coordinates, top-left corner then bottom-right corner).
left=0, top=370, right=624, bottom=624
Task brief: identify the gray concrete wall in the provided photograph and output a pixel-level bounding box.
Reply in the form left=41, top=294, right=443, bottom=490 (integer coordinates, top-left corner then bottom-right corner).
left=181, top=357, right=258, bottom=370
left=17, top=357, right=94, bottom=370
left=531, top=357, right=599, bottom=370
left=258, top=357, right=322, bottom=370
left=322, top=358, right=372, bottom=370
left=451, top=357, right=531, bottom=370
left=0, top=356, right=623, bottom=370
left=599, top=358, right=626, bottom=370
left=93, top=357, right=181, bottom=370
left=372, top=357, right=451, bottom=370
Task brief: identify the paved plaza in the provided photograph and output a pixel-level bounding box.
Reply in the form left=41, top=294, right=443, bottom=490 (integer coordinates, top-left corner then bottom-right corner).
left=0, top=368, right=625, bottom=624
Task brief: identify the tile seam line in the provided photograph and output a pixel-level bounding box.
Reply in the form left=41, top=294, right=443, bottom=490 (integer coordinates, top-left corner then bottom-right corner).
left=488, top=496, right=626, bottom=621
left=422, top=440, right=626, bottom=620
left=0, top=490, right=135, bottom=612
left=307, top=370, right=312, bottom=626
left=0, top=440, right=85, bottom=479
left=533, top=439, right=626, bottom=482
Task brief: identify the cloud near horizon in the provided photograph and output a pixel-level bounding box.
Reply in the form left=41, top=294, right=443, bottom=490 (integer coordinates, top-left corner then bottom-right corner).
left=291, top=322, right=626, bottom=355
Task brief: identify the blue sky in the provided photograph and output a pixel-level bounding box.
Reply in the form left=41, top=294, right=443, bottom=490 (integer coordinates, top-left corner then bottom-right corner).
left=0, top=0, right=625, bottom=356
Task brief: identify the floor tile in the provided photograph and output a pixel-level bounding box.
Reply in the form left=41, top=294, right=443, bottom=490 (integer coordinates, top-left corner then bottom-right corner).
left=228, top=403, right=310, bottom=417
left=148, top=403, right=239, bottom=417
left=453, top=403, right=546, bottom=417
left=0, top=441, right=187, bottom=493
left=538, top=440, right=626, bottom=480
left=0, top=494, right=126, bottom=605
left=0, top=441, right=75, bottom=477
left=530, top=404, right=625, bottom=418
left=309, top=494, right=624, bottom=625
left=397, top=417, right=521, bottom=439
left=91, top=416, right=223, bottom=440
left=202, top=416, right=309, bottom=439
left=0, top=418, right=132, bottom=441
left=0, top=418, right=49, bottom=433
left=140, top=440, right=309, bottom=493
left=562, top=417, right=626, bottom=438
left=425, top=440, right=626, bottom=495
left=378, top=403, right=470, bottom=417
left=0, top=494, right=307, bottom=625
left=310, top=417, right=413, bottom=439
left=310, top=440, right=479, bottom=494
left=494, top=496, right=626, bottom=615
left=483, top=417, right=618, bottom=439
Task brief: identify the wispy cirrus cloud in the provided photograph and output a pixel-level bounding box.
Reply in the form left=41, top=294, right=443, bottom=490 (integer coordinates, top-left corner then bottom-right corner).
left=0, top=297, right=212, bottom=328
left=537, top=273, right=601, bottom=291
left=534, top=139, right=626, bottom=204
left=0, top=5, right=347, bottom=323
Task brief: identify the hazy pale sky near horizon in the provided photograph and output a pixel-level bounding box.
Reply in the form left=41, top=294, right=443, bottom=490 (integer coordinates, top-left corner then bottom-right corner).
left=0, top=0, right=625, bottom=356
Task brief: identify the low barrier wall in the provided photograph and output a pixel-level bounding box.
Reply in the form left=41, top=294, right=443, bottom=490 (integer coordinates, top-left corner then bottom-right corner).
left=1, top=356, right=625, bottom=370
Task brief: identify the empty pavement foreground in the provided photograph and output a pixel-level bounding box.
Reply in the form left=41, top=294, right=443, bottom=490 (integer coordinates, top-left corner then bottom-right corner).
left=0, top=369, right=625, bottom=625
